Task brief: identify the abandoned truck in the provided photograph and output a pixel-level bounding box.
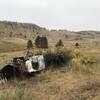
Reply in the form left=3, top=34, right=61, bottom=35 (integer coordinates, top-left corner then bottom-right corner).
left=0, top=52, right=71, bottom=83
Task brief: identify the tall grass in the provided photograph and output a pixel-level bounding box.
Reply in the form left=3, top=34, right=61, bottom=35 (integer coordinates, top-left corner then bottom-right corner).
left=68, top=48, right=98, bottom=74
left=0, top=44, right=100, bottom=100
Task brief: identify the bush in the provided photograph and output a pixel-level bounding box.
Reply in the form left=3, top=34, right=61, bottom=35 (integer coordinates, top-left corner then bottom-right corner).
left=75, top=42, right=79, bottom=48
left=69, top=48, right=97, bottom=73
left=81, top=56, right=96, bottom=65
left=44, top=49, right=72, bottom=67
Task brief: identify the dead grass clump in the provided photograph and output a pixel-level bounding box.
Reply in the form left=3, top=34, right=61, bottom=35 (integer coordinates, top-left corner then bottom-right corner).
left=0, top=87, right=33, bottom=100
left=67, top=80, right=100, bottom=100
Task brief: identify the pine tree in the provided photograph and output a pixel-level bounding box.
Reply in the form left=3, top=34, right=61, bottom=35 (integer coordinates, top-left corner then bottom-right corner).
left=56, top=39, right=64, bottom=47
left=35, top=36, right=41, bottom=48
left=35, top=36, right=48, bottom=48
left=27, top=40, right=33, bottom=49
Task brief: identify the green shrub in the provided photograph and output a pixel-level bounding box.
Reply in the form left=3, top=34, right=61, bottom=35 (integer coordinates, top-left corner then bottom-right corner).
left=81, top=56, right=96, bottom=65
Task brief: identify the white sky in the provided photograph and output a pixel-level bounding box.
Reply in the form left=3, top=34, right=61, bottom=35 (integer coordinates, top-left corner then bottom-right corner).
left=0, top=0, right=100, bottom=31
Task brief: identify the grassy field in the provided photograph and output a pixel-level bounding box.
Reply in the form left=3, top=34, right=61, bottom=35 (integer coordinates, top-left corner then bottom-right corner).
left=0, top=38, right=27, bottom=53
left=0, top=37, right=100, bottom=100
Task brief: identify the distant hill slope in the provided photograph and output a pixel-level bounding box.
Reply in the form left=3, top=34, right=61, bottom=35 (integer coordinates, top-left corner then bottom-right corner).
left=0, top=21, right=100, bottom=42
left=0, top=21, right=45, bottom=38
left=0, top=38, right=27, bottom=53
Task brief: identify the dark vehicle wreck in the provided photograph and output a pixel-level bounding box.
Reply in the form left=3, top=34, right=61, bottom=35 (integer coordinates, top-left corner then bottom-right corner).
left=0, top=52, right=71, bottom=83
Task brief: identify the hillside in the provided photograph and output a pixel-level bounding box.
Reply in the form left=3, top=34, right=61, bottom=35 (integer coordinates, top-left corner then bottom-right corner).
left=0, top=20, right=100, bottom=53
left=0, top=38, right=27, bottom=53
left=0, top=21, right=100, bottom=42
left=0, top=21, right=100, bottom=100
left=0, top=21, right=43, bottom=38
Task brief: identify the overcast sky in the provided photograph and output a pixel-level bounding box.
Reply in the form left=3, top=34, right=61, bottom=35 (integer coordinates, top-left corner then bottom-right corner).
left=0, top=0, right=100, bottom=31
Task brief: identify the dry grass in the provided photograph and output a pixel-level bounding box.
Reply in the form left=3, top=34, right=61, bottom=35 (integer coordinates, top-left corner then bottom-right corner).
left=0, top=37, right=100, bottom=100
left=0, top=38, right=27, bottom=53
left=0, top=70, right=100, bottom=100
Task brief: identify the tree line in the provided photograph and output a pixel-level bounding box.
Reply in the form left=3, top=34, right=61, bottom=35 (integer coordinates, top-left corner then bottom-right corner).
left=27, top=35, right=64, bottom=49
